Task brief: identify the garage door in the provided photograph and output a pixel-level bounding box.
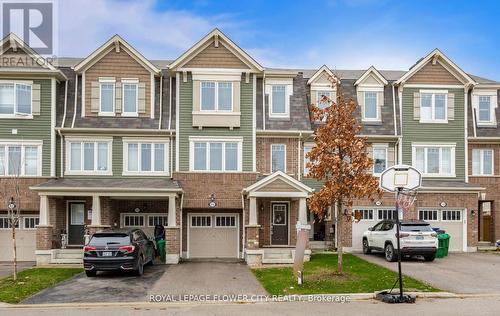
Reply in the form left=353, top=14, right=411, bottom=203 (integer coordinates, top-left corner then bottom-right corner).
left=352, top=208, right=398, bottom=251
left=419, top=209, right=464, bottom=252
left=0, top=216, right=38, bottom=261
left=188, top=214, right=239, bottom=258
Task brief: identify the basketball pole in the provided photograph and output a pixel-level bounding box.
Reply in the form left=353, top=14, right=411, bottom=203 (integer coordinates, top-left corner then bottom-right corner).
left=395, top=187, right=404, bottom=300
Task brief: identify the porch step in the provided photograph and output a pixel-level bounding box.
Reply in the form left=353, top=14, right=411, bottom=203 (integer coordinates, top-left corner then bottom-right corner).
left=477, top=244, right=498, bottom=251
left=262, top=249, right=293, bottom=264
left=51, top=258, right=83, bottom=264
left=309, top=241, right=331, bottom=252
left=52, top=249, right=83, bottom=263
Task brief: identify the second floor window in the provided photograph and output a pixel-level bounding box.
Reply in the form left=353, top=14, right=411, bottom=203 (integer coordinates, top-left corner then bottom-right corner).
left=0, top=143, right=40, bottom=176
left=364, top=91, right=378, bottom=120
left=472, top=149, right=493, bottom=176
left=413, top=145, right=454, bottom=176
left=271, top=85, right=287, bottom=116
left=420, top=92, right=447, bottom=122
left=0, top=83, right=32, bottom=116
left=100, top=83, right=115, bottom=114
left=68, top=141, right=110, bottom=174
left=478, top=96, right=492, bottom=123
left=201, top=81, right=232, bottom=111
left=271, top=144, right=286, bottom=173
left=192, top=141, right=240, bottom=172
left=372, top=147, right=387, bottom=175
left=123, top=83, right=138, bottom=115
left=125, top=142, right=168, bottom=174
left=303, top=145, right=312, bottom=175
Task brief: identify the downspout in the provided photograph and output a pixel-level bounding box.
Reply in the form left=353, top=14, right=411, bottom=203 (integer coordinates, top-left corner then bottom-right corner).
left=158, top=74, right=163, bottom=129
left=170, top=130, right=173, bottom=178
left=297, top=132, right=302, bottom=181
left=241, top=193, right=246, bottom=260
left=392, top=83, right=397, bottom=136
left=57, top=129, right=64, bottom=177
left=71, top=74, right=78, bottom=128
left=398, top=84, right=404, bottom=164
left=168, top=74, right=172, bottom=130
left=262, top=73, right=266, bottom=130
left=61, top=80, right=68, bottom=128
left=179, top=192, right=184, bottom=259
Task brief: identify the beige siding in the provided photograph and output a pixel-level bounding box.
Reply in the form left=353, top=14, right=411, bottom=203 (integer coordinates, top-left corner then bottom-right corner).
left=184, top=40, right=250, bottom=69
left=256, top=179, right=301, bottom=192
left=407, top=60, right=463, bottom=85
left=1, top=47, right=44, bottom=68
left=84, top=46, right=152, bottom=117
left=359, top=74, right=384, bottom=85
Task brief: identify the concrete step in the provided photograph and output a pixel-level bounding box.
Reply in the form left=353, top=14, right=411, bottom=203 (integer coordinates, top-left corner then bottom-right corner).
left=263, top=251, right=292, bottom=260
left=262, top=257, right=294, bottom=264
left=51, top=258, right=83, bottom=264
left=54, top=249, right=84, bottom=259
left=477, top=246, right=498, bottom=251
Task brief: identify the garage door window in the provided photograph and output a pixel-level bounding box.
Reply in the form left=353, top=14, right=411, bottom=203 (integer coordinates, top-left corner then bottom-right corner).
left=148, top=215, right=168, bottom=227
left=442, top=210, right=461, bottom=221
left=0, top=217, right=18, bottom=229
left=215, top=215, right=236, bottom=227
left=378, top=209, right=399, bottom=220
left=123, top=214, right=145, bottom=227
left=191, top=215, right=211, bottom=227
left=353, top=209, right=374, bottom=220
left=419, top=210, right=438, bottom=221
left=23, top=217, right=39, bottom=229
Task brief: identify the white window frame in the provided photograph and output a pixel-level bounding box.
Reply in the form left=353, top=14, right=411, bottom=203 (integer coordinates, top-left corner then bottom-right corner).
left=418, top=209, right=439, bottom=222
left=419, top=90, right=448, bottom=123
left=0, top=140, right=42, bottom=177
left=98, top=78, right=116, bottom=116
left=188, top=137, right=243, bottom=172
left=266, top=79, right=292, bottom=119
left=0, top=217, right=13, bottom=229
left=472, top=148, right=494, bottom=176
left=121, top=213, right=146, bottom=227
left=303, top=143, right=313, bottom=176
left=147, top=214, right=169, bottom=227
left=122, top=138, right=170, bottom=176
left=372, top=144, right=388, bottom=176
left=441, top=209, right=462, bottom=222
left=353, top=209, right=375, bottom=221
left=377, top=209, right=401, bottom=221
left=22, top=216, right=40, bottom=229
left=362, top=90, right=381, bottom=121
left=121, top=79, right=139, bottom=117
left=0, top=80, right=33, bottom=119
left=200, top=81, right=233, bottom=112
left=473, top=90, right=497, bottom=126
left=271, top=144, right=286, bottom=173
left=190, top=215, right=212, bottom=228
left=214, top=215, right=237, bottom=228
left=412, top=143, right=456, bottom=177
left=65, top=137, right=113, bottom=176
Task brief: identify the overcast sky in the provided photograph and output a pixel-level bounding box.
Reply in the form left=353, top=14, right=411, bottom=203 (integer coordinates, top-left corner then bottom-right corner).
left=58, top=0, right=500, bottom=80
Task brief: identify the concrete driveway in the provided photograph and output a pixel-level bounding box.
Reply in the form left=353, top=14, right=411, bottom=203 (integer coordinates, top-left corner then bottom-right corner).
left=23, top=261, right=266, bottom=304
left=0, top=261, right=35, bottom=278
left=356, top=252, right=500, bottom=294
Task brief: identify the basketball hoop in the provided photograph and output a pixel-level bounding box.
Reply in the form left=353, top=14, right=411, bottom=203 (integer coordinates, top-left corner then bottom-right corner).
left=396, top=189, right=418, bottom=212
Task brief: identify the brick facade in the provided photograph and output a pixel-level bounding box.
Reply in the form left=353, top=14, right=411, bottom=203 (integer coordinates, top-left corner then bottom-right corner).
left=256, top=137, right=300, bottom=178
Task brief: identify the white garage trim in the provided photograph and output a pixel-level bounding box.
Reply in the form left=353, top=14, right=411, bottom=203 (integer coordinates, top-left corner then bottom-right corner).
left=187, top=213, right=240, bottom=259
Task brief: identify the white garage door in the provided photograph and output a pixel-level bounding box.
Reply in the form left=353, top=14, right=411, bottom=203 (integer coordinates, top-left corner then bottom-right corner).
left=352, top=208, right=398, bottom=251
left=188, top=214, right=239, bottom=258
left=419, top=209, right=464, bottom=252
left=0, top=216, right=38, bottom=261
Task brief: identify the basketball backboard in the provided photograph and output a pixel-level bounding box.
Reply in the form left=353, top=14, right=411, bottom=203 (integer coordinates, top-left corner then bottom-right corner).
left=379, top=164, right=422, bottom=192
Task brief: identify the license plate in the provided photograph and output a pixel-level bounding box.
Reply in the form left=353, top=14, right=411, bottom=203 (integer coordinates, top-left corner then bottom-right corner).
left=416, top=236, right=424, bottom=240
left=102, top=251, right=113, bottom=257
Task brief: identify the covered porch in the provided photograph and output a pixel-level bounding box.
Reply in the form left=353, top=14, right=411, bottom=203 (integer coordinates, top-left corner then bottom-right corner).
left=30, top=178, right=183, bottom=265
left=242, top=171, right=314, bottom=265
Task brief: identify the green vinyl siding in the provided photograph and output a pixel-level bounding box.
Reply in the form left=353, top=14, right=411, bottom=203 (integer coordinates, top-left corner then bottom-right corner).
left=178, top=73, right=254, bottom=171
left=0, top=79, right=52, bottom=177
left=401, top=87, right=465, bottom=181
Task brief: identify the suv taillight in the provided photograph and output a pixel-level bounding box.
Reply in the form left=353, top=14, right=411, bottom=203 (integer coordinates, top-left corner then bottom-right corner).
left=431, top=232, right=437, bottom=237
left=83, top=245, right=96, bottom=252
left=396, top=233, right=410, bottom=238
left=118, top=245, right=135, bottom=253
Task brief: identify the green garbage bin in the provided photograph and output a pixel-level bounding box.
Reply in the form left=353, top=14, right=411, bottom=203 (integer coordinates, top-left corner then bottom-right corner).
left=436, top=233, right=450, bottom=258
left=156, top=239, right=166, bottom=263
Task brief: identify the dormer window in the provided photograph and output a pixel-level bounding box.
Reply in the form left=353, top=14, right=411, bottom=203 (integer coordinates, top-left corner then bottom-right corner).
left=473, top=90, right=497, bottom=126
left=271, top=85, right=287, bottom=116
left=99, top=79, right=115, bottom=116
left=316, top=91, right=332, bottom=109
left=266, top=78, right=293, bottom=119
left=122, top=80, right=138, bottom=116
left=364, top=91, right=378, bottom=120
left=200, top=81, right=233, bottom=111
left=478, top=96, right=491, bottom=122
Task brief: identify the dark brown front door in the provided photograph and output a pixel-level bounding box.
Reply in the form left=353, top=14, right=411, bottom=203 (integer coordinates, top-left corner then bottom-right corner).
left=271, top=203, right=288, bottom=245
left=68, top=202, right=86, bottom=245
left=479, top=201, right=493, bottom=242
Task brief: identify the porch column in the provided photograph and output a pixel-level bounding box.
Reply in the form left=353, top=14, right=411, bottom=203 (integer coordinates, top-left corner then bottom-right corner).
left=165, top=194, right=180, bottom=264
left=299, top=197, right=308, bottom=225
left=36, top=194, right=54, bottom=265
left=39, top=195, right=49, bottom=225
left=249, top=197, right=258, bottom=226
left=91, top=195, right=101, bottom=226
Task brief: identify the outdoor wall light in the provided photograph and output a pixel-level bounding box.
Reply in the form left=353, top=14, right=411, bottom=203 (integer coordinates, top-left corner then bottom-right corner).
left=375, top=201, right=382, bottom=206
left=471, top=210, right=476, bottom=217
left=440, top=202, right=447, bottom=207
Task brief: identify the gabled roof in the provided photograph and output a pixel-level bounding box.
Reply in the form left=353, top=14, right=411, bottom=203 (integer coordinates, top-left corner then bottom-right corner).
left=168, top=28, right=264, bottom=72
left=354, top=66, right=388, bottom=86
left=0, top=33, right=66, bottom=80
left=395, top=48, right=476, bottom=86
left=73, top=35, right=161, bottom=74
left=242, top=171, right=313, bottom=197
left=307, top=65, right=340, bottom=85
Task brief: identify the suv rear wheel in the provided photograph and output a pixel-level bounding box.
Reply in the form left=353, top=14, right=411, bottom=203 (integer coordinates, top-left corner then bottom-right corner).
left=424, top=254, right=436, bottom=262
left=362, top=239, right=371, bottom=254
left=85, top=270, right=97, bottom=277
left=385, top=243, right=397, bottom=262
left=135, top=256, right=144, bottom=276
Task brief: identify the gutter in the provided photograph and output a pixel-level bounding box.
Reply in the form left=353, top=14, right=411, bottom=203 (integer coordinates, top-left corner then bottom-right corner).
left=29, top=186, right=184, bottom=193
left=56, top=127, right=174, bottom=134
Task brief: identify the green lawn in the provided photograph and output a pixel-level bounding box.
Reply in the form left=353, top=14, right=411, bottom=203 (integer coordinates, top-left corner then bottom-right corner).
left=0, top=268, right=83, bottom=304
left=253, top=253, right=439, bottom=295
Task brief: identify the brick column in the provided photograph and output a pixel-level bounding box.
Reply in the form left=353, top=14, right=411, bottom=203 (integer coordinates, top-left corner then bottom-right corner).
left=165, top=194, right=180, bottom=264
left=245, top=226, right=260, bottom=250
left=87, top=195, right=111, bottom=238
left=36, top=195, right=54, bottom=265
left=36, top=226, right=53, bottom=250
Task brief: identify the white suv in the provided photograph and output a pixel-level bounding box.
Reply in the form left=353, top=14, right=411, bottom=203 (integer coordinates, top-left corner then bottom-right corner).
left=362, top=220, right=438, bottom=262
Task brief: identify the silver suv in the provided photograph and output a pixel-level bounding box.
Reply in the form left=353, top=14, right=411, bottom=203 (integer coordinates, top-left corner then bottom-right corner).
left=362, top=220, right=438, bottom=262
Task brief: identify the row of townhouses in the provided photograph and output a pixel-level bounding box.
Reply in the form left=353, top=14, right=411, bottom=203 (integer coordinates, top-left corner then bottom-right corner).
left=0, top=29, right=498, bottom=266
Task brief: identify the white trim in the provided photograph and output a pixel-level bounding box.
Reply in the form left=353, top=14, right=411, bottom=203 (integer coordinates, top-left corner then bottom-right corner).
left=266, top=79, right=292, bottom=118
left=472, top=89, right=497, bottom=126
left=471, top=148, right=494, bottom=176
left=0, top=81, right=34, bottom=119
left=175, top=73, right=180, bottom=172
left=354, top=66, right=388, bottom=86
left=65, top=137, right=113, bottom=176
left=188, top=136, right=243, bottom=172
left=404, top=84, right=464, bottom=89
left=361, top=90, right=381, bottom=122
left=121, top=81, right=139, bottom=116
left=243, top=170, right=314, bottom=195
left=122, top=138, right=170, bottom=176
left=192, top=70, right=242, bottom=82
left=98, top=80, right=116, bottom=116
left=252, top=74, right=257, bottom=172
left=270, top=143, right=286, bottom=173
left=419, top=89, right=449, bottom=123
left=121, top=213, right=146, bottom=228
left=0, top=140, right=43, bottom=177
left=411, top=143, right=456, bottom=177
left=307, top=65, right=339, bottom=86
left=199, top=81, right=234, bottom=112
left=50, top=78, right=56, bottom=177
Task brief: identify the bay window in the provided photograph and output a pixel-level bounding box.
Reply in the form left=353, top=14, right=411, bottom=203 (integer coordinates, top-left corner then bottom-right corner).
left=271, top=144, right=286, bottom=173
left=0, top=82, right=32, bottom=116
left=0, top=142, right=41, bottom=176
left=200, top=81, right=233, bottom=111
left=67, top=139, right=112, bottom=174
left=420, top=91, right=447, bottom=122
left=472, top=149, right=493, bottom=176
left=190, top=138, right=241, bottom=172
left=413, top=144, right=455, bottom=176
left=124, top=140, right=169, bottom=175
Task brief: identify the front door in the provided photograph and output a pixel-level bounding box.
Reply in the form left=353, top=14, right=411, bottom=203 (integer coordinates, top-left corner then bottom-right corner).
left=480, top=201, right=493, bottom=242
left=68, top=202, right=86, bottom=245
left=271, top=203, right=288, bottom=245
